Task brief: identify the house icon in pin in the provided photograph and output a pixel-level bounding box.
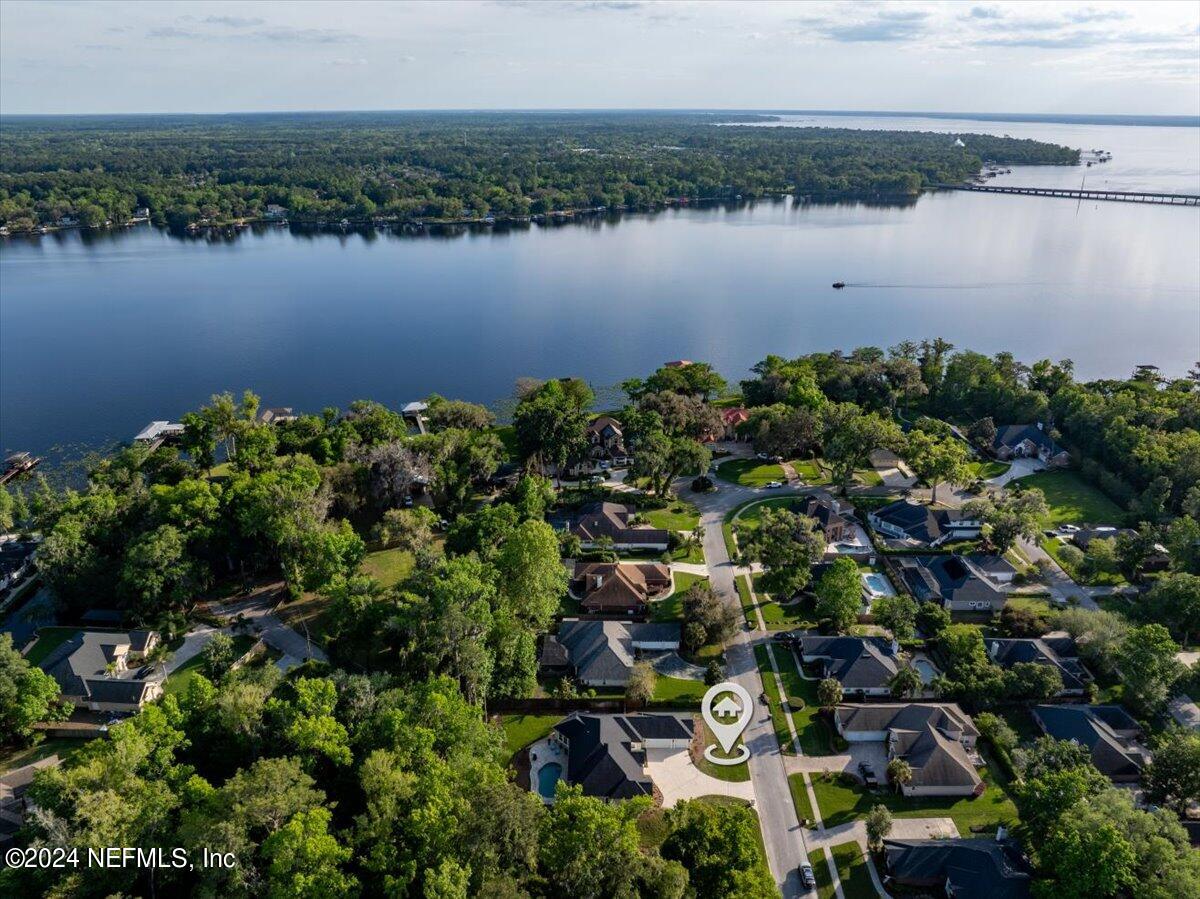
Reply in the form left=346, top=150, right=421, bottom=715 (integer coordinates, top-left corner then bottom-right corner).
left=712, top=695, right=742, bottom=718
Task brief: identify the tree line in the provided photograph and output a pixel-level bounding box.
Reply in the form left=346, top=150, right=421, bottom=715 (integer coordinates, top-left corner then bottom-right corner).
left=0, top=111, right=1079, bottom=232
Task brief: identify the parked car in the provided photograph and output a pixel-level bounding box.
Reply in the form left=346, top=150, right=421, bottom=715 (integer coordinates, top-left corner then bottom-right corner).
left=1059, top=524, right=1081, bottom=533
left=800, top=863, right=817, bottom=889
left=858, top=762, right=879, bottom=787
left=764, top=481, right=783, bottom=489
left=757, top=452, right=771, bottom=460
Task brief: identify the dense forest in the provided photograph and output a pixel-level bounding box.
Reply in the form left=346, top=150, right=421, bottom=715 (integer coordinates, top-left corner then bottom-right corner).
left=0, top=111, right=1079, bottom=232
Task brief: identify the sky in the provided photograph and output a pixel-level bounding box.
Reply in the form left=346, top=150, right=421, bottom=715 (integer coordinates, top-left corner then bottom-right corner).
left=1, top=0, right=1197, bottom=115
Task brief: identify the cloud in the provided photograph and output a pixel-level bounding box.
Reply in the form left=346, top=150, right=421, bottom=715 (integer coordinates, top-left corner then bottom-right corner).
left=798, top=8, right=930, bottom=43
left=147, top=26, right=200, bottom=39
left=331, top=57, right=368, bottom=67
left=203, top=15, right=266, bottom=28
left=252, top=27, right=358, bottom=44
left=398, top=55, right=417, bottom=63
left=78, top=43, right=119, bottom=51
left=1063, top=7, right=1130, bottom=25
left=978, top=29, right=1193, bottom=50
left=968, top=6, right=1002, bottom=19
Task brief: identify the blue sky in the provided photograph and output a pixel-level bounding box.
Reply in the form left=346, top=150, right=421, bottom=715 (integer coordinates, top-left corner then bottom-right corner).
left=2, top=0, right=1197, bottom=114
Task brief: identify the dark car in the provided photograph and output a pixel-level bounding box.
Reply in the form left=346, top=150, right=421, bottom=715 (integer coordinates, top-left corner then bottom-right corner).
left=858, top=761, right=879, bottom=787
left=800, top=863, right=817, bottom=889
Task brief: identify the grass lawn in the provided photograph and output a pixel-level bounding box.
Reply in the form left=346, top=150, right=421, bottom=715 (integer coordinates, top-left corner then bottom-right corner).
left=733, top=497, right=800, bottom=531
left=667, top=542, right=705, bottom=565
left=792, top=458, right=833, bottom=485
left=361, top=546, right=416, bottom=588
left=650, top=572, right=707, bottom=623
left=854, top=468, right=884, bottom=487
left=736, top=575, right=757, bottom=626
left=694, top=718, right=751, bottom=782
left=1039, top=536, right=1126, bottom=586
left=790, top=773, right=815, bottom=823
left=716, top=458, right=785, bottom=487
left=755, top=643, right=795, bottom=752
left=163, top=634, right=257, bottom=696
left=809, top=849, right=836, bottom=899
left=23, top=627, right=82, bottom=665
left=644, top=500, right=700, bottom=532
left=753, top=574, right=818, bottom=631
left=652, top=676, right=708, bottom=705
left=0, top=737, right=87, bottom=776
left=810, top=762, right=1018, bottom=835
left=772, top=644, right=839, bottom=755
left=490, top=425, right=519, bottom=460
left=831, top=841, right=875, bottom=899
left=966, top=460, right=1010, bottom=481
left=1013, top=469, right=1124, bottom=527
left=496, top=713, right=560, bottom=763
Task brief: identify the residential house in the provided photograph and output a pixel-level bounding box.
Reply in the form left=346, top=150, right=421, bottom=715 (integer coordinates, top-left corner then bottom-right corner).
left=720, top=407, right=751, bottom=440
left=985, top=637, right=1092, bottom=696
left=800, top=494, right=859, bottom=544
left=401, top=401, right=428, bottom=435
left=260, top=407, right=299, bottom=425
left=794, top=635, right=901, bottom=697
left=133, top=421, right=185, bottom=448
left=1072, top=527, right=1171, bottom=573
left=0, top=756, right=61, bottom=847
left=894, top=554, right=1015, bottom=613
left=540, top=619, right=681, bottom=687
left=834, top=703, right=983, bottom=797
left=264, top=204, right=288, bottom=219
left=547, top=712, right=693, bottom=800
left=1031, top=705, right=1151, bottom=782
left=586, top=416, right=627, bottom=460
left=992, top=424, right=1070, bottom=466
left=39, top=630, right=163, bottom=712
left=882, top=837, right=1032, bottom=899
left=868, top=499, right=983, bottom=547
left=557, top=502, right=670, bottom=551
left=572, top=561, right=671, bottom=616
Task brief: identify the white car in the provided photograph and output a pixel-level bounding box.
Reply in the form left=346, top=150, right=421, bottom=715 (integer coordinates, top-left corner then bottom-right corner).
left=1058, top=524, right=1081, bottom=533
left=764, top=481, right=783, bottom=489
left=756, top=452, right=771, bottom=460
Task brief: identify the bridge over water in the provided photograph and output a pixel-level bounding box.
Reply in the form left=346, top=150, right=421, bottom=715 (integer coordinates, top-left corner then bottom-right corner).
left=934, top=184, right=1200, bottom=205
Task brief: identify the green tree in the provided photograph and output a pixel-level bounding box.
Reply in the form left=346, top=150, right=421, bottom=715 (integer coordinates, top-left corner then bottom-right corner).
left=886, top=758, right=912, bottom=792
left=817, top=677, right=843, bottom=708
left=0, top=633, right=67, bottom=743
left=821, top=403, right=903, bottom=493
left=626, top=662, right=656, bottom=705
left=514, top=380, right=589, bottom=482
left=202, top=632, right=237, bottom=679
left=889, top=665, right=923, bottom=699
left=661, top=799, right=776, bottom=899
left=814, top=557, right=861, bottom=632
left=538, top=785, right=651, bottom=899
left=742, top=507, right=825, bottom=597
left=1035, top=816, right=1136, bottom=899
left=963, top=489, right=1048, bottom=554
left=916, top=602, right=951, bottom=637
left=261, top=807, right=357, bottom=899
left=905, top=428, right=971, bottom=503
left=1143, top=728, right=1200, bottom=816
left=865, top=804, right=893, bottom=851
left=1143, top=573, right=1200, bottom=645
left=1119, top=623, right=1184, bottom=715
left=494, top=519, right=568, bottom=631
left=872, top=593, right=917, bottom=640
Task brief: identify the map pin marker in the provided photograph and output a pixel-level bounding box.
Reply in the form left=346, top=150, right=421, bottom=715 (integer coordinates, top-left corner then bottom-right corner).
left=701, top=681, right=753, bottom=765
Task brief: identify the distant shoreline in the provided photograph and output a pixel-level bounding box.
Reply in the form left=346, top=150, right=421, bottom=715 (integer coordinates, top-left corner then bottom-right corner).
left=1, top=109, right=1196, bottom=128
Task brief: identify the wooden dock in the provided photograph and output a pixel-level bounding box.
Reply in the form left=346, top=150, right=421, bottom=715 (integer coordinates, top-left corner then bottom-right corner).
left=935, top=184, right=1200, bottom=205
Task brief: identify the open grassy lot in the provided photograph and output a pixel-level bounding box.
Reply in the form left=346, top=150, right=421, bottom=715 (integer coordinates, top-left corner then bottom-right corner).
left=967, top=460, right=1010, bottom=481
left=831, top=841, right=875, bottom=899
left=810, top=760, right=1018, bottom=835
left=754, top=644, right=795, bottom=752
left=694, top=718, right=751, bottom=782
left=732, top=497, right=800, bottom=531
left=753, top=574, right=817, bottom=631
left=1040, top=536, right=1126, bottom=586
left=1013, top=469, right=1124, bottom=526
left=643, top=500, right=701, bottom=532
left=0, top=737, right=87, bottom=776
left=772, top=643, right=839, bottom=755
left=790, top=773, right=816, bottom=822
left=650, top=572, right=707, bottom=623
left=163, top=634, right=257, bottom=696
left=715, top=459, right=785, bottom=487
left=652, top=676, right=708, bottom=705
left=854, top=468, right=884, bottom=487
left=496, top=713, right=560, bottom=763
left=792, top=458, right=833, bottom=485
left=361, top=546, right=416, bottom=588
left=809, top=849, right=836, bottom=899
left=23, top=627, right=82, bottom=665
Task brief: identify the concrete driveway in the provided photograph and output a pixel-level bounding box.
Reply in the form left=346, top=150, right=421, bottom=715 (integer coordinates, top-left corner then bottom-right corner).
left=212, top=588, right=328, bottom=664
left=786, top=742, right=890, bottom=781
left=986, top=456, right=1045, bottom=487
left=645, top=746, right=757, bottom=808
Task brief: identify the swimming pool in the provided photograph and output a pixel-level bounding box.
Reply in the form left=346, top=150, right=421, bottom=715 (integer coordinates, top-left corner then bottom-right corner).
left=861, top=572, right=895, bottom=596
left=913, top=659, right=937, bottom=684
left=537, top=762, right=562, bottom=799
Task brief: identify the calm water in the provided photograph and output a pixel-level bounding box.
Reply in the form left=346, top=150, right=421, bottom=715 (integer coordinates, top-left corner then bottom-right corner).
left=2, top=115, right=1198, bottom=459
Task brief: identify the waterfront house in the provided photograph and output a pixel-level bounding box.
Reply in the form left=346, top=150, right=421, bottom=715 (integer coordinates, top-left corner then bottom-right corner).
left=720, top=407, right=751, bottom=440
left=992, top=423, right=1070, bottom=466
left=0, top=538, right=38, bottom=593
left=893, top=554, right=1014, bottom=613
left=1031, top=704, right=1150, bottom=782
left=883, top=838, right=1032, bottom=899
left=793, top=635, right=901, bottom=697
left=556, top=502, right=670, bottom=551
left=39, top=630, right=163, bottom=713
left=834, top=703, right=983, bottom=797
left=264, top=204, right=288, bottom=219
left=985, top=637, right=1092, bottom=696
left=572, top=560, right=671, bottom=616
left=868, top=499, right=982, bottom=547
left=543, top=712, right=693, bottom=801
left=539, top=619, right=680, bottom=687
left=133, top=421, right=185, bottom=449
left=260, top=407, right=299, bottom=425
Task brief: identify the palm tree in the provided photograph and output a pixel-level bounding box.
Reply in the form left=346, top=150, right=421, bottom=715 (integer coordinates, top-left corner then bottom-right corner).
left=887, top=758, right=913, bottom=794
left=889, top=665, right=923, bottom=699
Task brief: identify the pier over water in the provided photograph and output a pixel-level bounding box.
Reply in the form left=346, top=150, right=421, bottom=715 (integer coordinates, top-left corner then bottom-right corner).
left=935, top=184, right=1200, bottom=205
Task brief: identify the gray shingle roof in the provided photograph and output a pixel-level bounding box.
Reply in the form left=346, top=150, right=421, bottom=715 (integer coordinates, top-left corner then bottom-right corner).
left=836, top=703, right=981, bottom=790
left=1031, top=705, right=1149, bottom=779
left=796, top=636, right=900, bottom=690
left=39, top=630, right=161, bottom=704
left=872, top=499, right=970, bottom=544
left=895, top=555, right=1011, bottom=606
left=985, top=637, right=1091, bottom=693
left=993, top=423, right=1062, bottom=456
left=884, top=838, right=1032, bottom=899
left=550, top=620, right=681, bottom=684
left=554, top=713, right=692, bottom=800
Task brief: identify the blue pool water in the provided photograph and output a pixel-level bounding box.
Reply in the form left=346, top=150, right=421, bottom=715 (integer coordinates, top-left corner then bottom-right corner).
left=537, top=762, right=562, bottom=799
left=862, top=573, right=893, bottom=596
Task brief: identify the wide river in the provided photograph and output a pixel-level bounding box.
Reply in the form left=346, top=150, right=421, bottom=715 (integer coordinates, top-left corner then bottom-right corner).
left=1, top=113, right=1198, bottom=459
